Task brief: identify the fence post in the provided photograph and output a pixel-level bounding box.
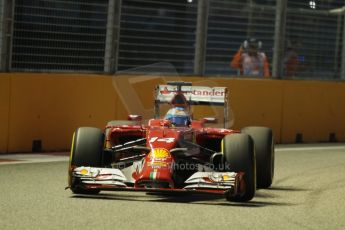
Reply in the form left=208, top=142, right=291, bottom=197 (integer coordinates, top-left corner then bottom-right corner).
left=272, top=0, right=287, bottom=78
left=0, top=0, right=14, bottom=71
left=194, top=0, right=209, bottom=75
left=0, top=0, right=4, bottom=70
left=342, top=13, right=345, bottom=79
left=329, top=6, right=345, bottom=79
left=104, top=0, right=122, bottom=74
left=334, top=14, right=341, bottom=78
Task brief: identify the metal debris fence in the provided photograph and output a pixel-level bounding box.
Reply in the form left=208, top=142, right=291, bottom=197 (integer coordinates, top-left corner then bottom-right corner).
left=0, top=0, right=344, bottom=80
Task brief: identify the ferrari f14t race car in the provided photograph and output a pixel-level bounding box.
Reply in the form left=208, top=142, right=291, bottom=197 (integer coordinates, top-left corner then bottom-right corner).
left=67, top=82, right=274, bottom=202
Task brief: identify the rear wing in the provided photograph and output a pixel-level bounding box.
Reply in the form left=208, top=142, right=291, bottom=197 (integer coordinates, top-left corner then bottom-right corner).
left=154, top=82, right=229, bottom=127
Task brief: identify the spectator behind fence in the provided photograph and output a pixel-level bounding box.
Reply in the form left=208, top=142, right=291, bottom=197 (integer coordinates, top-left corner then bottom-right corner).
left=230, top=38, right=270, bottom=78
left=283, top=39, right=304, bottom=77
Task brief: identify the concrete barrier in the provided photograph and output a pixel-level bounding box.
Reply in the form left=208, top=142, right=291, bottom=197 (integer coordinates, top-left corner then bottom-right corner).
left=281, top=80, right=345, bottom=143
left=0, top=76, right=10, bottom=153
left=0, top=73, right=344, bottom=153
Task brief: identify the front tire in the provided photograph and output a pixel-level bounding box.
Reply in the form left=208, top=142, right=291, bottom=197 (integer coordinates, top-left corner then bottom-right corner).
left=69, top=127, right=104, bottom=194
left=241, top=126, right=274, bottom=189
left=222, top=134, right=256, bottom=202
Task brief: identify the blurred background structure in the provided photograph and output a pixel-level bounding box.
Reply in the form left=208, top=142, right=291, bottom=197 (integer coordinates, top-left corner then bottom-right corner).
left=1, top=0, right=345, bottom=79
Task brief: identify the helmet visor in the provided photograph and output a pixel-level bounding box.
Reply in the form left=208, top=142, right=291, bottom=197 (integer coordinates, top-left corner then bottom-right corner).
left=169, top=116, right=189, bottom=127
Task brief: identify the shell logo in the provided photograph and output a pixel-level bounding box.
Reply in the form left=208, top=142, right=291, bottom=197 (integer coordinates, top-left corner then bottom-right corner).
left=222, top=175, right=230, bottom=181
left=210, top=173, right=232, bottom=182
left=80, top=168, right=89, bottom=175
left=149, top=148, right=170, bottom=159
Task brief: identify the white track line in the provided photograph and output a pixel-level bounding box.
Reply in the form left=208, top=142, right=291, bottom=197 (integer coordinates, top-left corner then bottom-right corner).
left=275, top=144, right=345, bottom=152
left=0, top=154, right=69, bottom=165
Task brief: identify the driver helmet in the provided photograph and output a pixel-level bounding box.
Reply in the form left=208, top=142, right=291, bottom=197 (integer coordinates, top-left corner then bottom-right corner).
left=164, top=107, right=191, bottom=127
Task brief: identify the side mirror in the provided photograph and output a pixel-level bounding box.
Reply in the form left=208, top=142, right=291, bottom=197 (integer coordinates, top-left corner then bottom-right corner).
left=128, top=115, right=142, bottom=121
left=202, top=117, right=218, bottom=124
left=161, top=119, right=172, bottom=127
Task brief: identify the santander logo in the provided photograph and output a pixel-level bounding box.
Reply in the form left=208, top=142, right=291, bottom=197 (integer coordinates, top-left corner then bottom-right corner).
left=160, top=87, right=172, bottom=95
left=159, top=86, right=225, bottom=97
left=190, top=89, right=225, bottom=97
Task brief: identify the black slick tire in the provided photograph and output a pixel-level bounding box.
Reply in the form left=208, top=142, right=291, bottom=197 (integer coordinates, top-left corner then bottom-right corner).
left=222, top=134, right=256, bottom=202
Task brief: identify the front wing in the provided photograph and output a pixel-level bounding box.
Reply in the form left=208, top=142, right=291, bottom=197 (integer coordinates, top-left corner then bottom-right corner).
left=70, top=166, right=244, bottom=196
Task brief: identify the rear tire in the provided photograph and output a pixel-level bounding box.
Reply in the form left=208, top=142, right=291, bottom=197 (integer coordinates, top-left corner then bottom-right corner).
left=222, top=134, right=256, bottom=202
left=241, top=126, right=274, bottom=189
left=106, top=120, right=137, bottom=126
left=69, top=127, right=104, bottom=194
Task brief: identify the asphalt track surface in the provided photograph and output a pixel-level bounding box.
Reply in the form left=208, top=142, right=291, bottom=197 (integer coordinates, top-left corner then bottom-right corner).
left=1, top=144, right=345, bottom=230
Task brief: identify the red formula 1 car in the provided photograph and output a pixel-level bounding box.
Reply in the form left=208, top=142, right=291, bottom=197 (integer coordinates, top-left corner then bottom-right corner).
left=67, top=82, right=274, bottom=202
